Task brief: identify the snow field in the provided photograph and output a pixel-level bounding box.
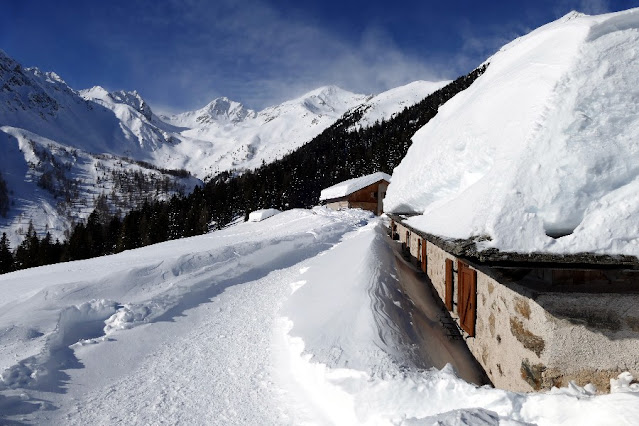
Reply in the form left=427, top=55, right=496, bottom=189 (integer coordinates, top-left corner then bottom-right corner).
left=1, top=208, right=639, bottom=425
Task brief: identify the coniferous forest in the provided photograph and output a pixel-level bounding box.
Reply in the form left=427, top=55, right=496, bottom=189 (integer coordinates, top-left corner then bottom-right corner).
left=0, top=65, right=487, bottom=274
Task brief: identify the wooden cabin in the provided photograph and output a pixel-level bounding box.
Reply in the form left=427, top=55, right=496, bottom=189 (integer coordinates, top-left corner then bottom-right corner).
left=319, top=172, right=391, bottom=216
left=389, top=213, right=639, bottom=393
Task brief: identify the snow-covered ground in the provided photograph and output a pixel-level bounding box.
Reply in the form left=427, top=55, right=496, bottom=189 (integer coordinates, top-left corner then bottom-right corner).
left=385, top=8, right=639, bottom=257
left=1, top=208, right=638, bottom=425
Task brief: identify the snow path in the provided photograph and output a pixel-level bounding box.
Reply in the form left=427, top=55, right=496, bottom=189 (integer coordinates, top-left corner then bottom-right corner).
left=44, top=264, right=301, bottom=424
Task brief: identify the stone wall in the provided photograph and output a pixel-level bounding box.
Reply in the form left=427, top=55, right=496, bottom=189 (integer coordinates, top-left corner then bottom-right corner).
left=394, top=220, right=639, bottom=392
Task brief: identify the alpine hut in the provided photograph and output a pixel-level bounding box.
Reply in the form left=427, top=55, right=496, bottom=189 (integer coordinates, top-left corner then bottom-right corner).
left=319, top=172, right=391, bottom=216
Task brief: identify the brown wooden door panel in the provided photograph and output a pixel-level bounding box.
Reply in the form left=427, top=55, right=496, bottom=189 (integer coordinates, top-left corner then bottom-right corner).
left=458, top=261, right=477, bottom=337
left=421, top=240, right=427, bottom=272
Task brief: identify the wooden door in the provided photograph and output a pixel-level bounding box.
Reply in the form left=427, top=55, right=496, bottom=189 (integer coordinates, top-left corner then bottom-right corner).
left=457, top=261, right=477, bottom=336
left=445, top=259, right=454, bottom=311
left=421, top=239, right=427, bottom=272
left=404, top=231, right=410, bottom=253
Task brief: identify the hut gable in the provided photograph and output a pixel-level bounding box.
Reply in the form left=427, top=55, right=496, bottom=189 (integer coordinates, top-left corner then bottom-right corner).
left=320, top=172, right=391, bottom=215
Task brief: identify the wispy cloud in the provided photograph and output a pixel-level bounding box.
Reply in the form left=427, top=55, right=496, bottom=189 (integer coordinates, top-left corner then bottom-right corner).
left=553, top=0, right=611, bottom=16
left=82, top=0, right=452, bottom=111
left=83, top=0, right=615, bottom=113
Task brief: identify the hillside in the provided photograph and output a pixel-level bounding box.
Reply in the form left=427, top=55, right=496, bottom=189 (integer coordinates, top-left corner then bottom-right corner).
left=385, top=9, right=639, bottom=257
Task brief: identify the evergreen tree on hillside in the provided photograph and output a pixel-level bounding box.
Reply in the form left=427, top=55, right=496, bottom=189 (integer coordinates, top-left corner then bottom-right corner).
left=0, top=172, right=9, bottom=218
left=15, top=222, right=40, bottom=269
left=0, top=232, right=14, bottom=274
left=38, top=232, right=62, bottom=266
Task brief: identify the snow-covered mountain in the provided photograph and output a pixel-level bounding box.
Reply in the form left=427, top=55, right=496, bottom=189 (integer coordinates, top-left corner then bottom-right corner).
left=1, top=47, right=446, bottom=244
left=386, top=8, right=639, bottom=257
left=152, top=85, right=370, bottom=176
left=162, top=96, right=256, bottom=126
left=0, top=51, right=200, bottom=245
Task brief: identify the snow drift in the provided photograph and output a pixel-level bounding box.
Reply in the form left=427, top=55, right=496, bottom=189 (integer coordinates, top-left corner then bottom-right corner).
left=248, top=208, right=281, bottom=222
left=385, top=9, right=639, bottom=256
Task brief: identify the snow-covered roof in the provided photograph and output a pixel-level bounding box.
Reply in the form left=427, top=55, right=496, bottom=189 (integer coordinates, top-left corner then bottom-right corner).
left=247, top=208, right=281, bottom=222
left=319, top=172, right=391, bottom=201
left=385, top=9, right=639, bottom=257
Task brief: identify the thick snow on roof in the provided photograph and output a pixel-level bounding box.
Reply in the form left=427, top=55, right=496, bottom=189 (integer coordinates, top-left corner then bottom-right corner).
left=385, top=9, right=639, bottom=257
left=319, top=172, right=391, bottom=201
left=247, top=208, right=281, bottom=222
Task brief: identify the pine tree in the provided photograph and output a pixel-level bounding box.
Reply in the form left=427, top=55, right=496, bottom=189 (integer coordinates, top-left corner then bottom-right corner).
left=15, top=222, right=40, bottom=269
left=0, top=232, right=14, bottom=274
left=0, top=172, right=9, bottom=218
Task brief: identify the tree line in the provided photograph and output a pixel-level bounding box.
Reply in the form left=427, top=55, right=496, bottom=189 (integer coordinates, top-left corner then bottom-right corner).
left=0, top=64, right=487, bottom=274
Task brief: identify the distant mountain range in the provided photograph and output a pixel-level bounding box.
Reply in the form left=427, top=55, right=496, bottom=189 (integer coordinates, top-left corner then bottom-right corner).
left=0, top=49, right=446, bottom=244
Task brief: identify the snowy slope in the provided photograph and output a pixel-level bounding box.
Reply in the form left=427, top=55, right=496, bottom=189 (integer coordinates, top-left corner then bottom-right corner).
left=0, top=52, right=200, bottom=244
left=0, top=51, right=168, bottom=157
left=156, top=86, right=370, bottom=176
left=156, top=81, right=448, bottom=176
left=385, top=9, right=639, bottom=257
left=1, top=209, right=637, bottom=424
left=0, top=126, right=200, bottom=246
left=348, top=80, right=450, bottom=130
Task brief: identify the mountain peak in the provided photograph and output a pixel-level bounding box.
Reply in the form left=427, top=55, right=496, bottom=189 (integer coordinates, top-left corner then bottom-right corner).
left=80, top=87, right=154, bottom=121
left=302, top=85, right=352, bottom=99
left=196, top=97, right=255, bottom=124
left=293, top=85, right=363, bottom=115
left=110, top=90, right=154, bottom=120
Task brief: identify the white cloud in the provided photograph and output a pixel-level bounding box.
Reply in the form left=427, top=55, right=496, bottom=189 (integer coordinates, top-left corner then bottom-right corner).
left=87, top=0, right=451, bottom=111
left=578, top=0, right=611, bottom=14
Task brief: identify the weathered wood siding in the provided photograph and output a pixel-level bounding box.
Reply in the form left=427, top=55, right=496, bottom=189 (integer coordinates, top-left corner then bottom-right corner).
left=324, top=179, right=389, bottom=215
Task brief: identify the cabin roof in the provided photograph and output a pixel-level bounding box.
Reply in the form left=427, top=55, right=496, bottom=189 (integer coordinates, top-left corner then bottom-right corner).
left=319, top=172, right=391, bottom=201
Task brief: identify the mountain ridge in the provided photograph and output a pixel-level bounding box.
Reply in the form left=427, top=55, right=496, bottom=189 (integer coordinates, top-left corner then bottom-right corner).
left=0, top=49, right=448, bottom=245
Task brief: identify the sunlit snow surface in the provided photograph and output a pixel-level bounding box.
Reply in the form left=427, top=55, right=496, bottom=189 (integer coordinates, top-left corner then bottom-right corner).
left=1, top=208, right=637, bottom=425
left=385, top=9, right=639, bottom=257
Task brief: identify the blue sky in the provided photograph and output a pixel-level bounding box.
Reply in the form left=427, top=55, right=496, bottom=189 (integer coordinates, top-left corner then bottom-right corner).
left=1, top=0, right=637, bottom=113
